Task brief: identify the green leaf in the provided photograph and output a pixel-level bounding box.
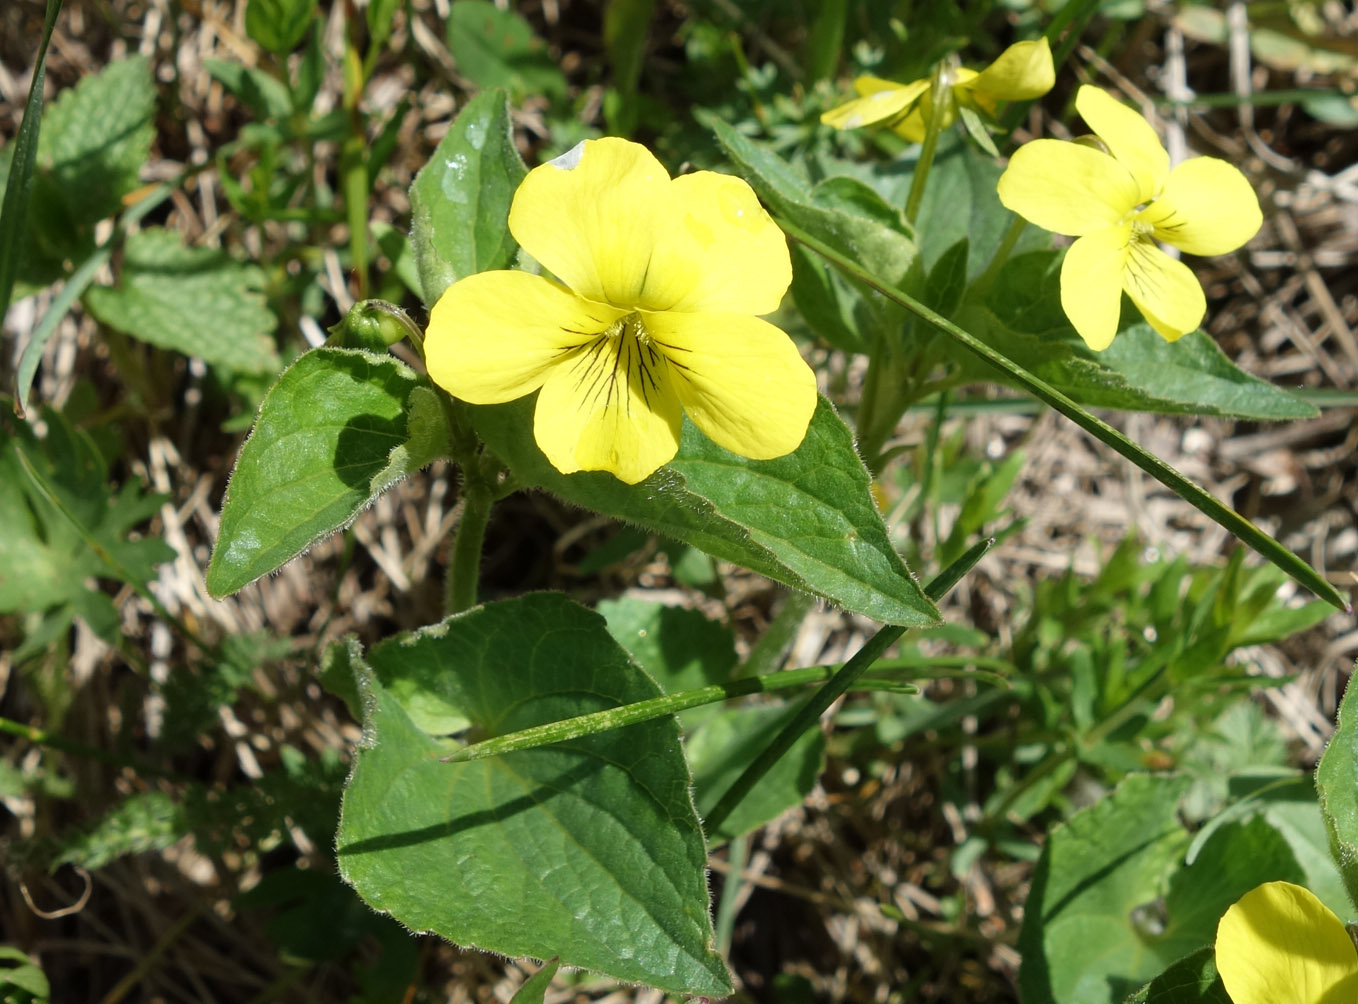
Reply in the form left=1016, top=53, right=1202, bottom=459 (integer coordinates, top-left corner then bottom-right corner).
left=955, top=250, right=1317, bottom=421
left=245, top=0, right=317, bottom=53
left=0, top=945, right=50, bottom=1003
left=446, top=1, right=567, bottom=99
left=1158, top=816, right=1304, bottom=961
left=0, top=0, right=62, bottom=330
left=207, top=348, right=450, bottom=596
left=471, top=395, right=940, bottom=627
left=55, top=792, right=185, bottom=870
left=204, top=58, right=294, bottom=121
left=1018, top=775, right=1192, bottom=1004
left=914, top=139, right=1046, bottom=276
left=83, top=228, right=280, bottom=375
left=1124, top=947, right=1229, bottom=1004
left=1317, top=673, right=1358, bottom=910
left=510, top=959, right=560, bottom=1004
left=804, top=0, right=849, bottom=81
left=599, top=597, right=819, bottom=839
left=366, top=0, right=401, bottom=50
left=37, top=54, right=156, bottom=227
left=336, top=594, right=733, bottom=997
left=408, top=89, right=526, bottom=305
left=687, top=703, right=824, bottom=842
left=599, top=596, right=737, bottom=705
left=1019, top=776, right=1306, bottom=1004
left=0, top=404, right=174, bottom=643
left=602, top=0, right=655, bottom=135
left=704, top=113, right=918, bottom=289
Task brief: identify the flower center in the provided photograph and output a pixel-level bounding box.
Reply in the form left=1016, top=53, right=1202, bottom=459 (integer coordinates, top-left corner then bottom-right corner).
left=564, top=312, right=670, bottom=416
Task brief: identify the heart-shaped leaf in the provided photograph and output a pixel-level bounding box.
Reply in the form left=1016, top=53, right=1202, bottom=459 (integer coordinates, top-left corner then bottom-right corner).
left=335, top=593, right=732, bottom=996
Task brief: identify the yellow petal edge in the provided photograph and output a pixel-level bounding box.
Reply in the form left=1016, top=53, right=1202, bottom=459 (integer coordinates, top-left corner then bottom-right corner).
left=1216, top=881, right=1358, bottom=1004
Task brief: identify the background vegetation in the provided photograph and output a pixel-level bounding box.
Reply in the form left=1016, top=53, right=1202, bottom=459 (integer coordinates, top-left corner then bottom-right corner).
left=1, top=0, right=1355, bottom=1001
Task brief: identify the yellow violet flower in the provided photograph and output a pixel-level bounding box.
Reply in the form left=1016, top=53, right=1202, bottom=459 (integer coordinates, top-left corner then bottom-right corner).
left=424, top=137, right=817, bottom=485
left=996, top=85, right=1263, bottom=351
left=1215, top=881, right=1358, bottom=1004
left=820, top=38, right=1054, bottom=141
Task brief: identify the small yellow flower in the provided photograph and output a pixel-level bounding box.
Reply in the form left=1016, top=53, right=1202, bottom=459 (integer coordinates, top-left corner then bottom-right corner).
left=1215, top=881, right=1358, bottom=1004
left=424, top=138, right=817, bottom=485
left=996, top=85, right=1263, bottom=350
left=820, top=38, right=1054, bottom=141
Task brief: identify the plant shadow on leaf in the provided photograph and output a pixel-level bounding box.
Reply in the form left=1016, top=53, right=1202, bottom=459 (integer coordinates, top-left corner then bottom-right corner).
left=336, top=753, right=607, bottom=855
left=333, top=413, right=409, bottom=491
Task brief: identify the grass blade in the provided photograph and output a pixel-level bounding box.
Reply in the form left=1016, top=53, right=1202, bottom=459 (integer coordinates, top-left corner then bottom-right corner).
left=0, top=0, right=64, bottom=390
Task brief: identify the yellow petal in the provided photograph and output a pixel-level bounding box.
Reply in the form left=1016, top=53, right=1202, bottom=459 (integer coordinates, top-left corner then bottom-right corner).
left=426, top=270, right=625, bottom=404
left=532, top=320, right=683, bottom=483
left=1121, top=236, right=1206, bottom=341
left=1075, top=85, right=1169, bottom=203
left=998, top=139, right=1139, bottom=236
left=508, top=137, right=670, bottom=307
left=1060, top=227, right=1130, bottom=351
left=641, top=311, right=817, bottom=460
left=821, top=77, right=929, bottom=130
left=963, top=38, right=1055, bottom=101
left=1215, top=882, right=1358, bottom=1004
left=637, top=171, right=791, bottom=315
left=1140, top=156, right=1263, bottom=256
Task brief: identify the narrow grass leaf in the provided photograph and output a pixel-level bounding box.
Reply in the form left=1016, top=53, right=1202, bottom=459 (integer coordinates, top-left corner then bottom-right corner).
left=0, top=0, right=63, bottom=381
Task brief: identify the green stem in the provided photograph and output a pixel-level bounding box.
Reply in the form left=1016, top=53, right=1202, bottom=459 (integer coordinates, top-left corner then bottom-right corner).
left=445, top=473, right=494, bottom=616
left=0, top=715, right=178, bottom=778
left=775, top=214, right=1347, bottom=611
left=903, top=68, right=948, bottom=224
left=702, top=539, right=994, bottom=834
left=440, top=663, right=932, bottom=765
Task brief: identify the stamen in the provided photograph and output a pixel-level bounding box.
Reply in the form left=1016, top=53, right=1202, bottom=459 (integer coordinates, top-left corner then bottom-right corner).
left=562, top=313, right=668, bottom=417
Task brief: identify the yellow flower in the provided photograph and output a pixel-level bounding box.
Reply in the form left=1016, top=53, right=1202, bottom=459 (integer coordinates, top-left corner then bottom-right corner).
left=1215, top=881, right=1358, bottom=1004
left=996, top=85, right=1262, bottom=351
left=424, top=137, right=817, bottom=485
left=820, top=38, right=1054, bottom=141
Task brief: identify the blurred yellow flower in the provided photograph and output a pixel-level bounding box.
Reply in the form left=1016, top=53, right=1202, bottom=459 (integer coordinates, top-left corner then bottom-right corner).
left=820, top=38, right=1054, bottom=141
left=997, top=85, right=1262, bottom=350
left=424, top=137, right=817, bottom=485
left=1215, top=881, right=1358, bottom=1004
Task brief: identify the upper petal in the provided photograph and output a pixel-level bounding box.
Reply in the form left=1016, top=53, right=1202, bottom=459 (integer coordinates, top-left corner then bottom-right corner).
left=998, top=139, right=1139, bottom=236
left=821, top=77, right=929, bottom=130
left=641, top=311, right=817, bottom=460
left=1121, top=236, right=1206, bottom=341
left=426, top=270, right=625, bottom=404
left=1216, top=882, right=1358, bottom=1004
left=1075, top=85, right=1169, bottom=202
left=962, top=38, right=1055, bottom=101
left=1141, top=156, right=1263, bottom=256
left=637, top=171, right=792, bottom=315
left=532, top=324, right=683, bottom=484
left=1060, top=227, right=1130, bottom=351
left=508, top=137, right=670, bottom=307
